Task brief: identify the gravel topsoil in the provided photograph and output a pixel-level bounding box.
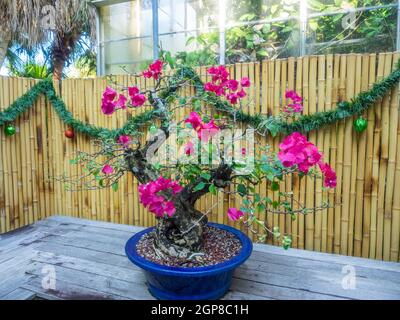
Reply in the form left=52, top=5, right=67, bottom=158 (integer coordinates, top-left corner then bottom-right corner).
left=136, top=226, right=242, bottom=268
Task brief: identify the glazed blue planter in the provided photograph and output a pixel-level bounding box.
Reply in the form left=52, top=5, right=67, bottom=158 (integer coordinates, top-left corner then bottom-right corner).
left=125, top=223, right=253, bottom=300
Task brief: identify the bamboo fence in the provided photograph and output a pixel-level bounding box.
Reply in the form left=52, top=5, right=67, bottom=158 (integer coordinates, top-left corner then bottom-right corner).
left=0, top=52, right=399, bottom=261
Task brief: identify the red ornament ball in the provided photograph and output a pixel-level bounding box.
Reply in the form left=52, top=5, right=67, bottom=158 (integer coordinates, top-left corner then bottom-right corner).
left=64, top=128, right=75, bottom=139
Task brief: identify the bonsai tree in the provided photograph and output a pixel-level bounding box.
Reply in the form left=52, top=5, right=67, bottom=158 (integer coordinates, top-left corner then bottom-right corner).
left=67, top=60, right=336, bottom=262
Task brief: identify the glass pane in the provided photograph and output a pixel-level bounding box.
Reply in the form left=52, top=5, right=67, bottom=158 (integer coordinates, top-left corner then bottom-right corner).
left=103, top=38, right=153, bottom=74
left=223, top=1, right=300, bottom=62
left=158, top=0, right=220, bottom=66
left=100, top=0, right=153, bottom=41
left=100, top=0, right=153, bottom=74
left=226, top=0, right=300, bottom=24
left=307, top=0, right=397, bottom=14
left=306, top=5, right=397, bottom=54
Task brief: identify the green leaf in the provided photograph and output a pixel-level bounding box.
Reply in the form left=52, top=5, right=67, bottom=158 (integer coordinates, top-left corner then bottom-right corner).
left=237, top=184, right=248, bottom=197
left=200, top=172, right=212, bottom=180
left=112, top=182, right=119, bottom=192
left=209, top=184, right=217, bottom=195
left=271, top=181, right=280, bottom=191
left=193, top=182, right=206, bottom=192
left=99, top=179, right=104, bottom=188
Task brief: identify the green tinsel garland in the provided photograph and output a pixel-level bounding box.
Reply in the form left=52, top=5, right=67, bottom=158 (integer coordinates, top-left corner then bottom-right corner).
left=1, top=59, right=399, bottom=138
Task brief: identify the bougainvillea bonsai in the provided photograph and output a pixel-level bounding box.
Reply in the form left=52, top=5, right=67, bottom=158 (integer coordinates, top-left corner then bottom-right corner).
left=68, top=59, right=336, bottom=262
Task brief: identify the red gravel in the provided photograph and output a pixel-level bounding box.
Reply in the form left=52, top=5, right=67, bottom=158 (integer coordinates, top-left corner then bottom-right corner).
left=136, top=226, right=242, bottom=267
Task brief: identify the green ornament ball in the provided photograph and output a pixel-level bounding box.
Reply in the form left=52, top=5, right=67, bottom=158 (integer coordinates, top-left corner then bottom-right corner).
left=4, top=124, right=16, bottom=136
left=353, top=117, right=368, bottom=133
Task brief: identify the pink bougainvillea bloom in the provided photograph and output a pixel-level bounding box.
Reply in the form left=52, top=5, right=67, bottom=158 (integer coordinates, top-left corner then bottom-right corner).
left=102, top=164, right=114, bottom=175
left=101, top=100, right=116, bottom=115
left=117, top=135, right=131, bottom=147
left=127, top=86, right=146, bottom=107
left=101, top=87, right=128, bottom=114
left=237, top=89, right=246, bottom=98
left=115, top=94, right=127, bottom=109
left=184, top=141, right=195, bottom=156
left=318, top=162, right=337, bottom=188
left=143, top=70, right=153, bottom=79
left=241, top=77, right=251, bottom=88
left=128, top=86, right=139, bottom=97
left=143, top=60, right=163, bottom=80
left=185, top=112, right=203, bottom=131
left=208, top=65, right=229, bottom=83
left=285, top=90, right=303, bottom=103
left=205, top=65, right=250, bottom=105
left=284, top=90, right=303, bottom=114
left=103, top=87, right=117, bottom=101
left=227, top=79, right=239, bottom=91
left=278, top=132, right=322, bottom=174
left=131, top=93, right=146, bottom=107
left=284, top=103, right=303, bottom=114
left=198, top=119, right=220, bottom=142
left=227, top=208, right=244, bottom=221
left=226, top=93, right=239, bottom=105
left=138, top=176, right=182, bottom=217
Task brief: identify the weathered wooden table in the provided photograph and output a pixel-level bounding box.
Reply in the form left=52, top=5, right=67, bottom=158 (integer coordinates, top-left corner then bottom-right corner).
left=0, top=216, right=399, bottom=300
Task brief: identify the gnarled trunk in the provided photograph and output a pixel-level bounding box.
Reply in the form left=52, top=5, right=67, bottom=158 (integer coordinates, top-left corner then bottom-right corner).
left=125, top=146, right=233, bottom=261
left=154, top=198, right=207, bottom=261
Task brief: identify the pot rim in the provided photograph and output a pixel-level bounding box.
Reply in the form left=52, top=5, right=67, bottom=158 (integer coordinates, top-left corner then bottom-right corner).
left=125, top=222, right=253, bottom=277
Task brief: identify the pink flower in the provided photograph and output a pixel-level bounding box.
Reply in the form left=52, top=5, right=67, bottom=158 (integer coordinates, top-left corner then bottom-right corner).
left=184, top=141, right=195, bottom=156
left=102, top=164, right=114, bottom=175
left=318, top=162, right=337, bottom=188
left=115, top=95, right=127, bottom=109
left=101, top=87, right=128, bottom=115
left=143, top=70, right=153, bottom=79
left=227, top=79, right=239, bottom=91
left=205, top=65, right=250, bottom=104
left=103, top=87, right=117, bottom=101
left=138, top=176, right=182, bottom=218
left=208, top=66, right=229, bottom=83
left=226, top=93, right=239, bottom=105
left=241, top=77, right=251, bottom=88
left=237, top=89, right=246, bottom=98
left=198, top=119, right=220, bottom=142
left=101, top=100, right=116, bottom=115
left=285, top=90, right=303, bottom=103
left=227, top=208, right=244, bottom=221
left=128, top=86, right=139, bottom=97
left=127, top=86, right=146, bottom=107
left=241, top=148, right=247, bottom=156
left=278, top=132, right=322, bottom=174
left=131, top=94, right=146, bottom=107
left=143, top=60, right=163, bottom=80
left=117, top=135, right=131, bottom=147
left=284, top=103, right=303, bottom=114
left=185, top=112, right=203, bottom=131
left=284, top=90, right=303, bottom=114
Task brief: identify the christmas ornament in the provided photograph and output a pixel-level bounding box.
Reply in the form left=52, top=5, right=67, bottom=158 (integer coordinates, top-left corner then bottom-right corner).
left=4, top=124, right=16, bottom=136
left=353, top=117, right=368, bottom=133
left=64, top=127, right=75, bottom=139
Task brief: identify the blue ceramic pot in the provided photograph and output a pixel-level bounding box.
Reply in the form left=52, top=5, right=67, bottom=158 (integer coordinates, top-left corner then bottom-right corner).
left=125, top=223, right=253, bottom=300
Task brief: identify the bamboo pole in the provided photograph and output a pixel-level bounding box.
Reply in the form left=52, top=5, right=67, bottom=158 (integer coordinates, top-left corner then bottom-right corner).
left=362, top=54, right=376, bottom=258
left=376, top=53, right=392, bottom=260
left=347, top=54, right=362, bottom=256
left=370, top=54, right=385, bottom=259
left=383, top=52, right=399, bottom=261
left=334, top=55, right=347, bottom=254
left=353, top=54, right=370, bottom=257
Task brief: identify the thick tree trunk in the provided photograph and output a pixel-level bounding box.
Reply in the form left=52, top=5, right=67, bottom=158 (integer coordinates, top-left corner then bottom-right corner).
left=0, top=32, right=11, bottom=69
left=51, top=31, right=80, bottom=81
